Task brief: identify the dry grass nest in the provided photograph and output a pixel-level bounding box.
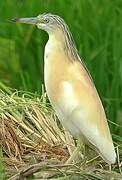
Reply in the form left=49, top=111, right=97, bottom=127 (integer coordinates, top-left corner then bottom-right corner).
left=0, top=86, right=122, bottom=179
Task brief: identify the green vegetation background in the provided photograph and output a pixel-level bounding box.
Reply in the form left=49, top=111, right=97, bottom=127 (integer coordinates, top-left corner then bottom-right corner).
left=0, top=0, right=122, bottom=137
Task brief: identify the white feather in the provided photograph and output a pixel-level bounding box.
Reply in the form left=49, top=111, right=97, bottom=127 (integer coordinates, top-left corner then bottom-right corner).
left=52, top=81, right=116, bottom=164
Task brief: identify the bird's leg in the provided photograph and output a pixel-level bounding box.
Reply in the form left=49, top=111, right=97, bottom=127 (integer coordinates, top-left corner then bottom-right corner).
left=65, top=138, right=84, bottom=164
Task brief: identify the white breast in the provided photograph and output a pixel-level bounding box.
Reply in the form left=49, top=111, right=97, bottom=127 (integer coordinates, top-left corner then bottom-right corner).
left=58, top=81, right=78, bottom=114
left=44, top=39, right=54, bottom=88
left=52, top=81, right=81, bottom=136
left=44, top=40, right=53, bottom=65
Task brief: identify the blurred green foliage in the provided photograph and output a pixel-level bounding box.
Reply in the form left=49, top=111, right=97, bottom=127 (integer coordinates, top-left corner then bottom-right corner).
left=0, top=0, right=122, bottom=135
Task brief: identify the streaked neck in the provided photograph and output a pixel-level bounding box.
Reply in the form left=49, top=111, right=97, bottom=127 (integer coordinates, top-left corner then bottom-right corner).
left=47, top=28, right=79, bottom=61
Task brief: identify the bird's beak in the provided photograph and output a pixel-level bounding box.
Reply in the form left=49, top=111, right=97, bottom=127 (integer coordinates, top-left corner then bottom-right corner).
left=11, top=17, right=38, bottom=25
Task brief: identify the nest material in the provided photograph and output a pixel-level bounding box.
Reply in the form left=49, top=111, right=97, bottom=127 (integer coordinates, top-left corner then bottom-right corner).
left=0, top=89, right=121, bottom=179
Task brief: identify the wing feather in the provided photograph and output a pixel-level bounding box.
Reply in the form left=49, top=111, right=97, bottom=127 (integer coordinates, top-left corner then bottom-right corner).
left=56, top=61, right=116, bottom=164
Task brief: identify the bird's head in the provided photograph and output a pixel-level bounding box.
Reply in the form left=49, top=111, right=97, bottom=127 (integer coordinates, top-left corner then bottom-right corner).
left=12, top=13, right=67, bottom=34
left=12, top=13, right=78, bottom=59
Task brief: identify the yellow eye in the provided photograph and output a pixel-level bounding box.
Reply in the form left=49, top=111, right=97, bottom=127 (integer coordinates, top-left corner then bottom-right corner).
left=39, top=18, right=49, bottom=24
left=44, top=18, right=49, bottom=23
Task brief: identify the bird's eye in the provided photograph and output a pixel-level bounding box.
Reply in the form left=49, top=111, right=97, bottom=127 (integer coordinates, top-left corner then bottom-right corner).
left=44, top=18, right=49, bottom=23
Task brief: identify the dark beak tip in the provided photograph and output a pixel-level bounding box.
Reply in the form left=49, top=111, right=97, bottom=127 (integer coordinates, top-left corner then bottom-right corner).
left=10, top=17, right=37, bottom=25
left=11, top=18, right=19, bottom=23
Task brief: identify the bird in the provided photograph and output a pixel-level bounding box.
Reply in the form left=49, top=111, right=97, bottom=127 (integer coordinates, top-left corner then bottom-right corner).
left=12, top=13, right=116, bottom=164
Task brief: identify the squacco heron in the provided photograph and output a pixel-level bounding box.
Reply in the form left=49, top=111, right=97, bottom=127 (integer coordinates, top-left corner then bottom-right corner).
left=13, top=13, right=116, bottom=164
